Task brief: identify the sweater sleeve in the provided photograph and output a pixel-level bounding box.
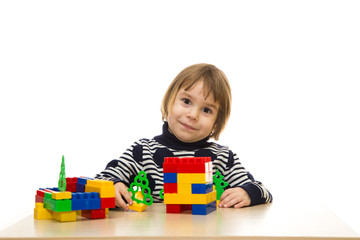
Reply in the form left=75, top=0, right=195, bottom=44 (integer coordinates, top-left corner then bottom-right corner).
left=94, top=140, right=144, bottom=187
left=216, top=150, right=273, bottom=206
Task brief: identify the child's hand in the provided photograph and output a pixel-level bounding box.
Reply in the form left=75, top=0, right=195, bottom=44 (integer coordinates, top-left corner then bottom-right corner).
left=218, top=187, right=251, bottom=208
left=114, top=182, right=133, bottom=210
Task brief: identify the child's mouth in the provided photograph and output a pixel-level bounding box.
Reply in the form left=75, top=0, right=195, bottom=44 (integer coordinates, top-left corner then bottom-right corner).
left=181, top=122, right=196, bottom=131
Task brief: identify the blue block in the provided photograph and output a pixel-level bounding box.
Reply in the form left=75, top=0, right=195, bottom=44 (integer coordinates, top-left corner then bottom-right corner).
left=76, top=183, right=85, bottom=192
left=71, top=192, right=101, bottom=210
left=40, top=187, right=59, bottom=191
left=192, top=183, right=213, bottom=194
left=163, top=173, right=177, bottom=183
left=78, top=177, right=93, bottom=185
left=192, top=201, right=217, bottom=215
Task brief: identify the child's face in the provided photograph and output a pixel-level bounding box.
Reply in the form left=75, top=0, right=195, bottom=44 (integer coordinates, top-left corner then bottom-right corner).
left=167, top=81, right=219, bottom=143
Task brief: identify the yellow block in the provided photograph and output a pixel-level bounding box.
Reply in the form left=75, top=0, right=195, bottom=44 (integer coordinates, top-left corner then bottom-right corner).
left=85, top=179, right=115, bottom=198
left=177, top=173, right=212, bottom=184
left=52, top=211, right=77, bottom=222
left=177, top=183, right=192, bottom=194
left=177, top=174, right=192, bottom=183
left=128, top=202, right=147, bottom=212
left=34, top=203, right=52, bottom=220
left=164, top=191, right=216, bottom=205
left=191, top=173, right=212, bottom=183
left=52, top=191, right=72, bottom=200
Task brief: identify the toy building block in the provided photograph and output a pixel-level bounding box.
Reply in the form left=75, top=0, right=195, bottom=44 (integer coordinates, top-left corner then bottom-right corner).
left=129, top=202, right=147, bottom=212
left=66, top=177, right=78, bottom=192
left=164, top=191, right=216, bottom=205
left=191, top=173, right=212, bottom=183
left=52, top=191, right=72, bottom=200
left=128, top=191, right=148, bottom=212
left=166, top=204, right=192, bottom=213
left=77, top=177, right=93, bottom=192
left=177, top=173, right=192, bottom=183
left=85, top=179, right=115, bottom=198
left=71, top=192, right=101, bottom=211
left=163, top=157, right=180, bottom=173
left=35, top=189, right=49, bottom=203
left=192, top=201, right=217, bottom=215
left=163, top=183, right=177, bottom=193
left=52, top=211, right=77, bottom=222
left=101, top=197, right=116, bottom=209
left=81, top=209, right=106, bottom=219
left=177, top=183, right=192, bottom=194
left=163, top=173, right=177, bottom=183
left=34, top=203, right=53, bottom=220
left=49, top=198, right=72, bottom=212
left=192, top=183, right=213, bottom=194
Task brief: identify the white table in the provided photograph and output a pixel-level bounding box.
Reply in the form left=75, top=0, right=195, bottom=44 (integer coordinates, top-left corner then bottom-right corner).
left=0, top=197, right=359, bottom=240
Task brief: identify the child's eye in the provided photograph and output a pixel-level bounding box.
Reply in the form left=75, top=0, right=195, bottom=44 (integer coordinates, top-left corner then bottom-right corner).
left=203, top=107, right=212, bottom=114
left=182, top=98, right=191, bottom=105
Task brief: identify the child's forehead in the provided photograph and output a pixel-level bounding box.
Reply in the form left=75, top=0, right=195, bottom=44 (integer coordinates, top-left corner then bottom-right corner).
left=179, top=81, right=217, bottom=103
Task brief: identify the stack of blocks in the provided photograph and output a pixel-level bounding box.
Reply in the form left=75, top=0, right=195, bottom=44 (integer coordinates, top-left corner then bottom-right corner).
left=34, top=177, right=115, bottom=222
left=163, top=157, right=217, bottom=215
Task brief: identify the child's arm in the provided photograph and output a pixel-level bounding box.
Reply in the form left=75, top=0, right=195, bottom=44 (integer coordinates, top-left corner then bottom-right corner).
left=215, top=150, right=273, bottom=208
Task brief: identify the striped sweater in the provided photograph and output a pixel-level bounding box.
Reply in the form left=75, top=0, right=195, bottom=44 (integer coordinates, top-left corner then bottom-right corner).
left=95, top=122, right=273, bottom=206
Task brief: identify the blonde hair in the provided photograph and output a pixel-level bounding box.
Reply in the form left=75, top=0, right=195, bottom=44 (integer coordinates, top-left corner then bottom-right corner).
left=161, top=63, right=232, bottom=140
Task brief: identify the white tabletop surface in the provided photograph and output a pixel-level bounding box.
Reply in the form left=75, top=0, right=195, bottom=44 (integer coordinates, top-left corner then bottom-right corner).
left=0, top=197, right=359, bottom=240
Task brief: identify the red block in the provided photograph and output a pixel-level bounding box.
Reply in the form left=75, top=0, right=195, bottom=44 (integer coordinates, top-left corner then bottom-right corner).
left=35, top=195, right=43, bottom=203
left=82, top=209, right=106, bottom=219
left=101, top=197, right=116, bottom=209
left=164, top=183, right=177, bottom=193
left=66, top=177, right=78, bottom=192
left=35, top=189, right=49, bottom=203
left=179, top=157, right=212, bottom=173
left=164, top=157, right=212, bottom=173
left=163, top=157, right=180, bottom=173
left=166, top=204, right=192, bottom=213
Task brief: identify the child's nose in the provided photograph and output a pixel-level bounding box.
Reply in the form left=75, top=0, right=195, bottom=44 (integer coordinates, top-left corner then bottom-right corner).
left=186, top=108, right=199, bottom=120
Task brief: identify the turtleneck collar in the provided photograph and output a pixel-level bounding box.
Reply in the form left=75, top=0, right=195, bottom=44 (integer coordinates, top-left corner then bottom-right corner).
left=154, top=122, right=212, bottom=151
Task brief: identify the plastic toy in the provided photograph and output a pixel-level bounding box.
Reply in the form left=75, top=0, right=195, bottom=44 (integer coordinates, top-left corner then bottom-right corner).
left=163, top=157, right=217, bottom=215
left=34, top=156, right=115, bottom=222
left=58, top=155, right=66, bottom=192
left=213, top=169, right=229, bottom=205
left=127, top=171, right=153, bottom=212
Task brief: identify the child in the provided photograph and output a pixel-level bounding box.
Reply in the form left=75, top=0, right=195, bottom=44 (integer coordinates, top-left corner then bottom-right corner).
left=95, top=63, right=273, bottom=210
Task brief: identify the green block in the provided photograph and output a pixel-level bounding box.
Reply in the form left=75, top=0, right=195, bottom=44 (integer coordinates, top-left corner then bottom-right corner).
left=50, top=199, right=72, bottom=212
left=43, top=192, right=52, bottom=210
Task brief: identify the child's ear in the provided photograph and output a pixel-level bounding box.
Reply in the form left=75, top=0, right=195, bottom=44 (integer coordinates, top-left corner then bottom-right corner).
left=209, top=125, right=217, bottom=137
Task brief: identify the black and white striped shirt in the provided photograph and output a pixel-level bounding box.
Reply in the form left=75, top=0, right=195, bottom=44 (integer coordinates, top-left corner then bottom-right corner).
left=95, top=123, right=273, bottom=206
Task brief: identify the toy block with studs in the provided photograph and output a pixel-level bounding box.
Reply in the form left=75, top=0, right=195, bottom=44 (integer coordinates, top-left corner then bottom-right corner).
left=34, top=203, right=53, bottom=220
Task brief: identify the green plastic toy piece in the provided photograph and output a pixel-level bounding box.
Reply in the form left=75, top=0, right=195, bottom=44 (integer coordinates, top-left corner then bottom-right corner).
left=213, top=169, right=229, bottom=200
left=58, top=155, right=67, bottom=192
left=128, top=171, right=153, bottom=206
left=159, top=189, right=164, bottom=200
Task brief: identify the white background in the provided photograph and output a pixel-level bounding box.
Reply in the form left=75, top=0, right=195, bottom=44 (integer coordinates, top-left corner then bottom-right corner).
left=0, top=0, right=359, bottom=234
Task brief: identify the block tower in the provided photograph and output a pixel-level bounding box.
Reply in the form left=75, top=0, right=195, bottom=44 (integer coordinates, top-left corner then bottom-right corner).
left=163, top=157, right=217, bottom=215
